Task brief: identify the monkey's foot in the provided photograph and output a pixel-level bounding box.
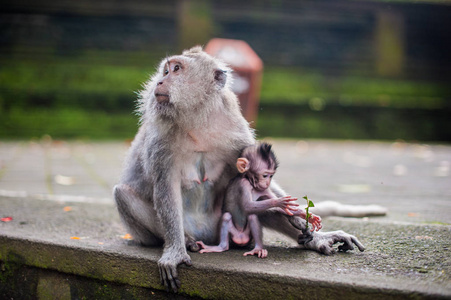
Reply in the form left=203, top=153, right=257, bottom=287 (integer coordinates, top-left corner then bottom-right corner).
left=195, top=241, right=228, bottom=253
left=243, top=248, right=268, bottom=258
left=298, top=234, right=314, bottom=245
left=298, top=228, right=314, bottom=244
left=186, top=238, right=200, bottom=252
left=302, top=230, right=365, bottom=255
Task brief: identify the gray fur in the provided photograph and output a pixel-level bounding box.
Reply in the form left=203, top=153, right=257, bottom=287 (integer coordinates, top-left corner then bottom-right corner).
left=114, top=46, right=364, bottom=292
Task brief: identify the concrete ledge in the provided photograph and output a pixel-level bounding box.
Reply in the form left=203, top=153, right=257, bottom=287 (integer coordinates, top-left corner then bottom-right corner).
left=1, top=196, right=450, bottom=299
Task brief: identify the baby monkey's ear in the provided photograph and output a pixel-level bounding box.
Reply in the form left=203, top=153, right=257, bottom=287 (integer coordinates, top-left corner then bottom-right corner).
left=236, top=157, right=249, bottom=173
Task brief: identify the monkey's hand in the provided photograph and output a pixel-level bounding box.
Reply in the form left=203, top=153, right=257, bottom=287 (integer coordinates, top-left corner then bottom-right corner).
left=273, top=196, right=299, bottom=215
left=308, top=213, right=322, bottom=232
left=243, top=247, right=268, bottom=258
left=158, top=247, right=192, bottom=293
left=302, top=230, right=365, bottom=255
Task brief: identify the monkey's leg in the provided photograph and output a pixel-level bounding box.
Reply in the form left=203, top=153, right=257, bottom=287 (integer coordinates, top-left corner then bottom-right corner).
left=287, top=215, right=314, bottom=244
left=115, top=183, right=191, bottom=292
left=260, top=213, right=365, bottom=255
left=196, top=212, right=234, bottom=253
left=114, top=184, right=163, bottom=246
left=243, top=214, right=268, bottom=258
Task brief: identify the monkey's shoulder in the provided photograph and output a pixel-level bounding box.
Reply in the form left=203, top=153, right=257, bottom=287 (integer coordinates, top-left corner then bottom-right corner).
left=225, top=177, right=252, bottom=198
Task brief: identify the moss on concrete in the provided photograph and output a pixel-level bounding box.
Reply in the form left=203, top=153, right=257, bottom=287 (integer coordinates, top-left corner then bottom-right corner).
left=1, top=197, right=450, bottom=299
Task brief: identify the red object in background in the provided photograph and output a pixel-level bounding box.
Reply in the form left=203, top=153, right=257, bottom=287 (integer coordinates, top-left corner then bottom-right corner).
left=1, top=216, right=13, bottom=222
left=205, top=38, right=263, bottom=125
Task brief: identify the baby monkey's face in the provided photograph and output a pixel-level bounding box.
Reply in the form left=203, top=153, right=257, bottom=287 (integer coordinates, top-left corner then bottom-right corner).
left=253, top=166, right=275, bottom=191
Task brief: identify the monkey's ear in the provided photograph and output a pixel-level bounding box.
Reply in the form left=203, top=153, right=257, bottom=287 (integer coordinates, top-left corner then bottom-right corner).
left=236, top=157, right=249, bottom=173
left=214, top=69, right=227, bottom=89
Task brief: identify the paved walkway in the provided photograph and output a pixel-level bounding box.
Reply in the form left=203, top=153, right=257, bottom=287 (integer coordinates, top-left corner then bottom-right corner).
left=1, top=138, right=450, bottom=298
left=1, top=138, right=450, bottom=224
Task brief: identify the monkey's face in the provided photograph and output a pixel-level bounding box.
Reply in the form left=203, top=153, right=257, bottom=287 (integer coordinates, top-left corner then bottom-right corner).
left=152, top=58, right=187, bottom=114
left=147, top=48, right=229, bottom=123
left=248, top=165, right=275, bottom=192
left=255, top=170, right=275, bottom=191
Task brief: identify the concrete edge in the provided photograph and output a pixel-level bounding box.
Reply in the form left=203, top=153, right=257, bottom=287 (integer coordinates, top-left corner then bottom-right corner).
left=1, top=234, right=448, bottom=300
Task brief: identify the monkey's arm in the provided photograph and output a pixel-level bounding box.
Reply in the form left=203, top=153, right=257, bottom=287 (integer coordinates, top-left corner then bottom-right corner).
left=225, top=180, right=292, bottom=216
left=150, top=151, right=191, bottom=292
left=246, top=186, right=299, bottom=216
left=265, top=180, right=364, bottom=254
left=243, top=195, right=299, bottom=215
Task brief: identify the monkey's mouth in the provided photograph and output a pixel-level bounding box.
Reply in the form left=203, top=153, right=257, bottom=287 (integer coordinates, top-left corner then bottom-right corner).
left=155, top=93, right=170, bottom=104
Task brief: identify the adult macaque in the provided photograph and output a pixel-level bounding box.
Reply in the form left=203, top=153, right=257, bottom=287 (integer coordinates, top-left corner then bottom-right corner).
left=114, top=46, right=365, bottom=292
left=196, top=142, right=322, bottom=258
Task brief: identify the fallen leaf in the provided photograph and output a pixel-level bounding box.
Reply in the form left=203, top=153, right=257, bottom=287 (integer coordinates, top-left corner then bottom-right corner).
left=408, top=212, right=419, bottom=217
left=70, top=236, right=80, bottom=240
left=121, top=233, right=133, bottom=240
left=98, top=242, right=104, bottom=245
left=63, top=206, right=72, bottom=212
left=1, top=217, right=13, bottom=222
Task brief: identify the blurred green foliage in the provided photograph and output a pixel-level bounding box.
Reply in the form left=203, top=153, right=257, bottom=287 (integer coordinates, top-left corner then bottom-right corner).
left=2, top=57, right=449, bottom=112
left=0, top=108, right=137, bottom=140
left=0, top=55, right=449, bottom=141
left=261, top=67, right=448, bottom=109
left=0, top=58, right=150, bottom=112
left=257, top=103, right=449, bottom=141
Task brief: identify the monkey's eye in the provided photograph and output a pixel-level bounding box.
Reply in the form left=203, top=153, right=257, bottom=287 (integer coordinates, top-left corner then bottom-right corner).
left=173, top=64, right=180, bottom=72
left=164, top=69, right=169, bottom=75
left=263, top=174, right=269, bottom=178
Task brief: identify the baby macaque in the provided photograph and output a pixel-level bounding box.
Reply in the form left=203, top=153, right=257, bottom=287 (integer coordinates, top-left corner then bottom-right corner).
left=196, top=143, right=322, bottom=258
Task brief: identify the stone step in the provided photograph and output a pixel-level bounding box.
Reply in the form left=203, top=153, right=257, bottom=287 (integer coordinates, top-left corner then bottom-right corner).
left=1, top=196, right=450, bottom=299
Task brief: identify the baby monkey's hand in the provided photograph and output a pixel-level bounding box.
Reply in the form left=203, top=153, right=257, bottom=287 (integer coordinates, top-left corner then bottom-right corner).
left=272, top=196, right=299, bottom=215
left=283, top=206, right=322, bottom=232
left=308, top=213, right=322, bottom=232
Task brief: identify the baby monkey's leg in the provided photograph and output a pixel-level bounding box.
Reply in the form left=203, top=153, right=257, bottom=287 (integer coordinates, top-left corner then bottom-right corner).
left=196, top=212, right=243, bottom=253
left=243, top=214, right=268, bottom=258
